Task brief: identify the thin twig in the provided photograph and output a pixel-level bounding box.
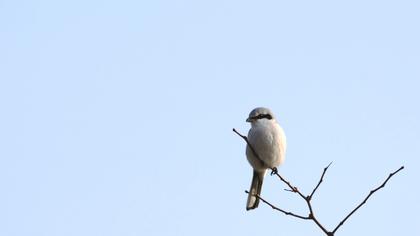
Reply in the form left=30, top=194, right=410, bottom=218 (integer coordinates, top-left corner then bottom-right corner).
left=245, top=190, right=310, bottom=220
left=332, top=165, right=405, bottom=234
left=309, top=162, right=332, bottom=201
left=233, top=128, right=266, bottom=167
left=271, top=170, right=308, bottom=199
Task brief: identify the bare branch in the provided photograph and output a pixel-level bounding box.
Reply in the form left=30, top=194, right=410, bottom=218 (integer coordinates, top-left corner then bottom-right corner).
left=309, top=162, right=332, bottom=201
left=332, top=165, right=405, bottom=234
left=271, top=169, right=308, bottom=199
left=245, top=190, right=310, bottom=220
left=266, top=167, right=332, bottom=235
left=233, top=128, right=404, bottom=236
left=233, top=128, right=265, bottom=167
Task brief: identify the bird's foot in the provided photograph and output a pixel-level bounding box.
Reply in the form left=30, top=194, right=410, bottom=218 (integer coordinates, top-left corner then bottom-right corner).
left=270, top=167, right=278, bottom=176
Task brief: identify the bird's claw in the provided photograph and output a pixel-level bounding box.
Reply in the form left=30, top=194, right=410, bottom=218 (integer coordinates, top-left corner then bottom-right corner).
left=270, top=167, right=278, bottom=176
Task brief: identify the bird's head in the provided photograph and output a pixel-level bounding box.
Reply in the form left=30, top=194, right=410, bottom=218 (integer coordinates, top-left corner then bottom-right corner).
left=246, top=107, right=276, bottom=125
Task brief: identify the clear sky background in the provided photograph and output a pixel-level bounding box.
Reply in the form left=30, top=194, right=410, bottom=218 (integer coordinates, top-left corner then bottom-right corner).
left=1, top=1, right=419, bottom=235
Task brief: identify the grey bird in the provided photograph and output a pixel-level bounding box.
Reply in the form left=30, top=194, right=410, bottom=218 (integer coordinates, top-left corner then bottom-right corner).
left=245, top=107, right=287, bottom=210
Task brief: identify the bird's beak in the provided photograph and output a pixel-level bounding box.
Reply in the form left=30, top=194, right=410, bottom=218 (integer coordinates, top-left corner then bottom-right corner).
left=246, top=117, right=252, bottom=122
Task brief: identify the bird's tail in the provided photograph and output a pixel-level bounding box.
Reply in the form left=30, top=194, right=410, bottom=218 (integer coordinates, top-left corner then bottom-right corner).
left=246, top=171, right=264, bottom=210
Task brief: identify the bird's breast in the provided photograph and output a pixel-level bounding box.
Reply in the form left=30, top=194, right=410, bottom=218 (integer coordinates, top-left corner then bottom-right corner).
left=247, top=122, right=286, bottom=169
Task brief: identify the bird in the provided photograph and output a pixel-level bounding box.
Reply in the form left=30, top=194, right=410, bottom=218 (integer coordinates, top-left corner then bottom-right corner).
left=245, top=107, right=287, bottom=210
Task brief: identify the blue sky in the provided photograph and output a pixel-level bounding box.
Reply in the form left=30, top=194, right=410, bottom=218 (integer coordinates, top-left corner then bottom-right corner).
left=1, top=1, right=419, bottom=235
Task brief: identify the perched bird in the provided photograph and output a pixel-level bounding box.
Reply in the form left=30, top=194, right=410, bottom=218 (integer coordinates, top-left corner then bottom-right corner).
left=245, top=107, right=286, bottom=210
